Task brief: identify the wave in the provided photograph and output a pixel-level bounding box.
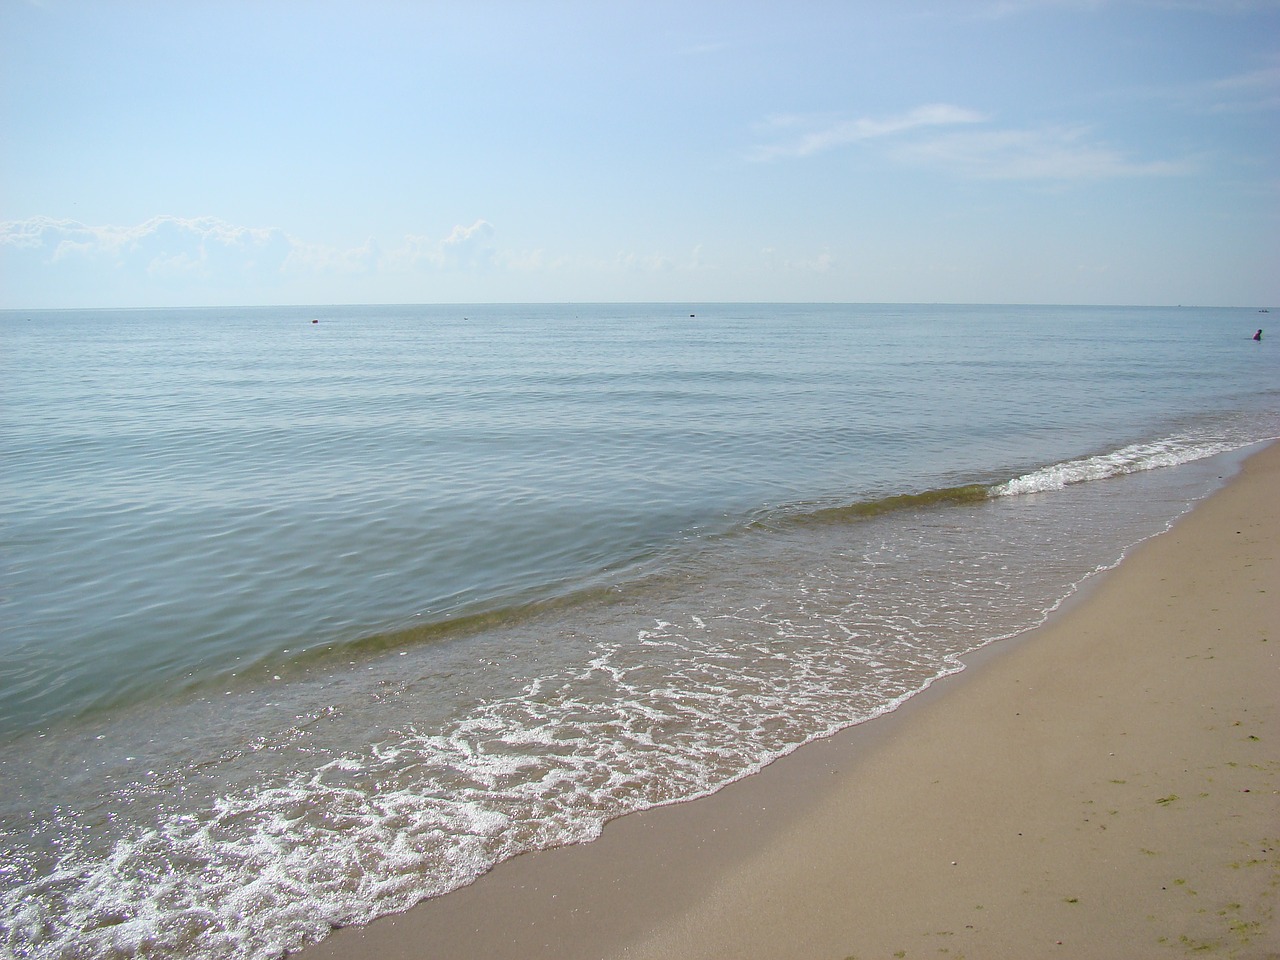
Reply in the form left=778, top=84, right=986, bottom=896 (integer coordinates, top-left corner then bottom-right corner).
left=194, top=433, right=1275, bottom=696
left=991, top=434, right=1248, bottom=497
left=762, top=484, right=992, bottom=529
left=251, top=432, right=1261, bottom=677
left=760, top=432, right=1254, bottom=533
left=36, top=429, right=1255, bottom=737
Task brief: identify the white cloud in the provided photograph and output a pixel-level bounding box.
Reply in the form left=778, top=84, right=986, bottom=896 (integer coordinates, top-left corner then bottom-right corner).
left=750, top=104, right=986, bottom=161
left=1129, top=57, right=1280, bottom=115
left=747, top=102, right=1188, bottom=180
left=615, top=250, right=676, bottom=272
left=1138, top=0, right=1280, bottom=11
left=1, top=216, right=500, bottom=278
left=440, top=219, right=496, bottom=267
left=1212, top=64, right=1280, bottom=91
left=0, top=216, right=504, bottom=306
left=894, top=125, right=1196, bottom=179
left=283, top=236, right=381, bottom=275
left=1, top=215, right=70, bottom=250
left=967, top=0, right=1107, bottom=18
left=966, top=0, right=1279, bottom=17
left=1204, top=63, right=1280, bottom=112
left=2, top=215, right=292, bottom=274
left=761, top=247, right=836, bottom=274
left=382, top=220, right=496, bottom=271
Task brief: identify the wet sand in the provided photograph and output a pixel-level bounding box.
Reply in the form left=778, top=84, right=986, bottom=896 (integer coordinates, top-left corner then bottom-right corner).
left=303, top=441, right=1278, bottom=960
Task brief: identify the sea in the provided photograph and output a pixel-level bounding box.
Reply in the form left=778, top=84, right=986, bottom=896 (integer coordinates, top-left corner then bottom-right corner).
left=1, top=302, right=1276, bottom=959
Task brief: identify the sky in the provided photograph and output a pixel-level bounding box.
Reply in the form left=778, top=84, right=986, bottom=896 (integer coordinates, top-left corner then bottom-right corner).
left=2, top=0, right=1278, bottom=308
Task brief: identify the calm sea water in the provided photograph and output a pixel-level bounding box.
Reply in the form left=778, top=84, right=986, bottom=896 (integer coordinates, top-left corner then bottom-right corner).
left=1, top=303, right=1276, bottom=958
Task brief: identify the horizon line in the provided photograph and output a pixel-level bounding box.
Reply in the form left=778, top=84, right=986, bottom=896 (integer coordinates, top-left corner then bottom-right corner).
left=2, top=299, right=1272, bottom=313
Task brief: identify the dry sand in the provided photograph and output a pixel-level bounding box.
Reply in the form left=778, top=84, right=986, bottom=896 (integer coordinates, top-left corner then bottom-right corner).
left=303, top=441, right=1278, bottom=960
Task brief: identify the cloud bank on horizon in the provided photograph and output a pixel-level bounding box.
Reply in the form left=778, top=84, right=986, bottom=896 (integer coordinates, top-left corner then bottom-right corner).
left=2, top=0, right=1277, bottom=308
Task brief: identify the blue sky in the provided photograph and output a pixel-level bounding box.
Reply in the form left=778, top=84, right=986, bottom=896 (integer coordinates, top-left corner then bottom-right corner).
left=2, top=0, right=1277, bottom=308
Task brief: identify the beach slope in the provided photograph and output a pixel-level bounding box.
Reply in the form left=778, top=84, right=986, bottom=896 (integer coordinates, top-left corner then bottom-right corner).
left=617, top=442, right=1280, bottom=960
left=305, top=442, right=1279, bottom=960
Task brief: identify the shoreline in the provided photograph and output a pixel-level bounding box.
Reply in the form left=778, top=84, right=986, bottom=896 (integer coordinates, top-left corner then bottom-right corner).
left=302, top=442, right=1279, bottom=960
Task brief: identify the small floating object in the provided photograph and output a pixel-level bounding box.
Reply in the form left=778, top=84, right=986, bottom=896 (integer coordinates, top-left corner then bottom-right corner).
left=311, top=319, right=318, bottom=324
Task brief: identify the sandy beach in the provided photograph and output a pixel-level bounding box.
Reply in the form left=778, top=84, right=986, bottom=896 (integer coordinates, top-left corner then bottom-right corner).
left=304, top=441, right=1278, bottom=960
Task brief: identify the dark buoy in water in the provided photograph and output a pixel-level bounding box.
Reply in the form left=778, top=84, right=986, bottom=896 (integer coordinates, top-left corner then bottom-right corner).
left=311, top=319, right=318, bottom=324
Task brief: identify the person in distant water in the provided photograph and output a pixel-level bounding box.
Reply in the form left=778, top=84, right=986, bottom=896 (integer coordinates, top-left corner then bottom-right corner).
left=1254, top=329, right=1263, bottom=341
